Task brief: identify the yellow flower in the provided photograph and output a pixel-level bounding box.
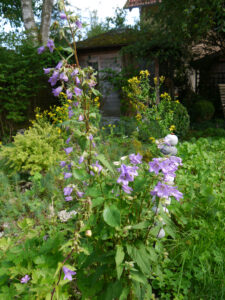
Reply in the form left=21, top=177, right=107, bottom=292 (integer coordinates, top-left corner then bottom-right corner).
left=169, top=125, right=176, bottom=131
left=140, top=70, right=150, bottom=77
left=149, top=137, right=155, bottom=142
left=36, top=114, right=39, bottom=118
left=175, top=100, right=180, bottom=103
left=108, top=124, right=111, bottom=127
left=58, top=129, right=61, bottom=134
left=102, top=127, right=105, bottom=130
left=113, top=125, right=116, bottom=128
left=154, top=77, right=158, bottom=85
left=136, top=113, right=142, bottom=121
left=160, top=76, right=165, bottom=83
left=0, top=141, right=2, bottom=146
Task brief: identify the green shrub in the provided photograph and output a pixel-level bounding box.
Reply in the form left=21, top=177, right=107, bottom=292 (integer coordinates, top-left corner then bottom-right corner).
left=138, top=99, right=190, bottom=140
left=193, top=100, right=215, bottom=121
left=0, top=121, right=66, bottom=175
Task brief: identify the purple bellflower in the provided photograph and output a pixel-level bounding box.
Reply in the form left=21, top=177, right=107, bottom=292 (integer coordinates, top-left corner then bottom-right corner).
left=59, top=72, right=68, bottom=82
left=55, top=61, right=63, bottom=69
left=117, top=164, right=138, bottom=186
left=60, top=12, right=67, bottom=20
left=52, top=86, right=63, bottom=97
left=63, top=267, right=76, bottom=281
left=68, top=110, right=74, bottom=118
left=64, top=172, right=72, bottom=179
left=71, top=69, right=79, bottom=76
left=66, top=89, right=73, bottom=99
left=43, top=68, right=51, bottom=74
left=60, top=161, right=66, bottom=168
left=21, top=275, right=30, bottom=283
left=38, top=46, right=45, bottom=54
left=77, top=191, right=84, bottom=198
left=129, top=153, right=143, bottom=165
left=64, top=187, right=73, bottom=196
left=66, top=137, right=71, bottom=144
left=75, top=76, right=81, bottom=85
left=65, top=196, right=73, bottom=201
left=48, top=71, right=59, bottom=86
left=74, top=87, right=82, bottom=96
left=79, top=156, right=84, bottom=164
left=64, top=147, right=73, bottom=155
left=122, top=184, right=133, bottom=194
left=75, top=20, right=82, bottom=29
left=47, top=39, right=55, bottom=53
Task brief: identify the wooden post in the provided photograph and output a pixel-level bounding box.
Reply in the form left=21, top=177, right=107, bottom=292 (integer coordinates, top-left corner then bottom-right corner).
left=155, top=58, right=160, bottom=105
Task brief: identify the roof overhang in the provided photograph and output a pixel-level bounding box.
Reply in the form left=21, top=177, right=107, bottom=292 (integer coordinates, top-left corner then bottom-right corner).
left=124, top=0, right=162, bottom=9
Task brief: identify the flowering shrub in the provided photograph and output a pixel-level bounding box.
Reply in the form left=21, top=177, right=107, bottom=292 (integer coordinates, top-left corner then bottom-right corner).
left=0, top=120, right=66, bottom=175
left=0, top=2, right=184, bottom=299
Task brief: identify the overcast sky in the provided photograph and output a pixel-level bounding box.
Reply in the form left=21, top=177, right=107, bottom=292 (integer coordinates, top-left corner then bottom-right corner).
left=69, top=0, right=139, bottom=25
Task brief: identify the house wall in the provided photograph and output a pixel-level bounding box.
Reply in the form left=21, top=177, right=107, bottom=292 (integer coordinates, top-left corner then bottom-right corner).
left=79, top=50, right=122, bottom=117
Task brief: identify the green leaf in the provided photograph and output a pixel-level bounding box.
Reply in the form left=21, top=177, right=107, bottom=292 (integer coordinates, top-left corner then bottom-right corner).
left=130, top=270, right=148, bottom=285
left=103, top=205, right=121, bottom=228
left=115, top=245, right=125, bottom=279
left=126, top=244, right=151, bottom=275
left=96, top=154, right=114, bottom=173
left=119, top=287, right=129, bottom=300
left=92, top=197, right=105, bottom=208
left=78, top=136, right=87, bottom=152
left=131, top=221, right=150, bottom=230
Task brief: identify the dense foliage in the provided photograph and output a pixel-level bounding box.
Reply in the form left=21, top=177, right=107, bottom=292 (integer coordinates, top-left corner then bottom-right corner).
left=0, top=1, right=224, bottom=299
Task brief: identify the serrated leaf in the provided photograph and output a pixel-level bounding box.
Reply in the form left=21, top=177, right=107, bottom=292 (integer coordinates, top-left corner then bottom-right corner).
left=115, top=245, right=125, bottom=279
left=126, top=244, right=151, bottom=275
left=130, top=270, right=147, bottom=285
left=96, top=154, right=114, bottom=173
left=131, top=221, right=150, bottom=230
left=103, top=205, right=121, bottom=228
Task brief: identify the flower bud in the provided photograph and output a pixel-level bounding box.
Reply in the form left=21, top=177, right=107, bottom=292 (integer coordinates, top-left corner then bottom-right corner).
left=85, top=230, right=92, bottom=237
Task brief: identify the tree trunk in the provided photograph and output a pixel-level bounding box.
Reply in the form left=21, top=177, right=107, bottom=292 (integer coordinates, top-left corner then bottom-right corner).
left=40, top=0, right=55, bottom=44
left=21, top=0, right=38, bottom=41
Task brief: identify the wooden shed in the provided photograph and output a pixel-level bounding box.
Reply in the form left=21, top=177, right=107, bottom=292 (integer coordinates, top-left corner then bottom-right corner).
left=77, top=29, right=136, bottom=117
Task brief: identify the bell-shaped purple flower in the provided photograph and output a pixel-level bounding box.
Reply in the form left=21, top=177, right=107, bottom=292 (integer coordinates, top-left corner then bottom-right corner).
left=64, top=187, right=73, bottom=196
left=63, top=267, right=76, bottom=281
left=60, top=161, right=66, bottom=168
left=75, top=20, right=82, bottom=29
left=66, top=89, right=73, bottom=99
left=79, top=156, right=84, bottom=164
left=52, top=86, right=62, bottom=97
left=77, top=191, right=84, bottom=198
left=74, top=87, right=82, bottom=96
left=65, top=196, right=73, bottom=201
left=48, top=71, right=59, bottom=86
left=122, top=184, right=133, bottom=194
left=59, top=72, right=68, bottom=82
left=21, top=275, right=30, bottom=284
left=129, top=153, right=142, bottom=165
left=55, top=61, right=63, bottom=69
left=43, top=68, right=51, bottom=74
left=71, top=69, right=79, bottom=76
left=60, top=12, right=67, bottom=20
left=47, top=39, right=55, bottom=53
left=64, top=147, right=73, bottom=155
left=38, top=46, right=45, bottom=54
left=64, top=172, right=72, bottom=179
left=75, top=76, right=80, bottom=85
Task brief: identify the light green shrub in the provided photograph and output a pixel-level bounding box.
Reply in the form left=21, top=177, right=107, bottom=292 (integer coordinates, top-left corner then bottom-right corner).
left=0, top=121, right=66, bottom=175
